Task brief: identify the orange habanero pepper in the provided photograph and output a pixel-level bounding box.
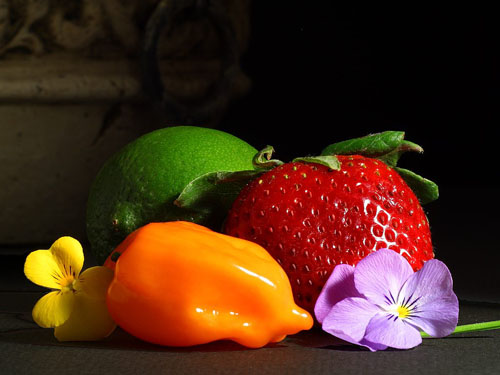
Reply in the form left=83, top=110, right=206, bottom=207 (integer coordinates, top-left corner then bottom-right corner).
left=105, top=221, right=313, bottom=348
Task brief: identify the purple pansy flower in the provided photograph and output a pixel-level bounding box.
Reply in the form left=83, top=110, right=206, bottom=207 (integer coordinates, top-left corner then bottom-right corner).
left=314, top=248, right=459, bottom=351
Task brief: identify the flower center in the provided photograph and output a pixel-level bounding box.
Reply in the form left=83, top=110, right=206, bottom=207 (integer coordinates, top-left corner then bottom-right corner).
left=397, top=305, right=410, bottom=319
left=385, top=303, right=412, bottom=320
left=60, top=275, right=76, bottom=292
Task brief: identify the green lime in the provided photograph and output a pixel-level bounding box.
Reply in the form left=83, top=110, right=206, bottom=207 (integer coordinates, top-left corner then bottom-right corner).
left=86, top=126, right=258, bottom=264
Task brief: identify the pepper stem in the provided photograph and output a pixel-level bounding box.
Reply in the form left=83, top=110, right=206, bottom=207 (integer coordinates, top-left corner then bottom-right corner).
left=421, top=320, right=500, bottom=338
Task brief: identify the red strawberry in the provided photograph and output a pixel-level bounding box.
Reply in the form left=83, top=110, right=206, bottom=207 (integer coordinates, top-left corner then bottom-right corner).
left=223, top=132, right=438, bottom=316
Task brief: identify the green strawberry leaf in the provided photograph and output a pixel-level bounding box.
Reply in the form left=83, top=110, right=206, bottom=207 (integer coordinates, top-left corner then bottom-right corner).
left=174, top=169, right=265, bottom=224
left=321, top=131, right=405, bottom=157
left=377, top=140, right=424, bottom=167
left=173, top=146, right=284, bottom=230
left=253, top=145, right=284, bottom=169
left=293, top=155, right=341, bottom=170
left=394, top=167, right=439, bottom=205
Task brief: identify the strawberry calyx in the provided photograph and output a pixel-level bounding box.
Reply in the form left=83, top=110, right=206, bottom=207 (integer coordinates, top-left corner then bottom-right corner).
left=252, top=131, right=438, bottom=205
left=319, top=131, right=438, bottom=205
left=173, top=131, right=438, bottom=231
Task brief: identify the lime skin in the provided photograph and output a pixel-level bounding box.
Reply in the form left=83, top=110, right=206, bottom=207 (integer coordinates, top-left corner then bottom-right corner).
left=86, top=126, right=258, bottom=264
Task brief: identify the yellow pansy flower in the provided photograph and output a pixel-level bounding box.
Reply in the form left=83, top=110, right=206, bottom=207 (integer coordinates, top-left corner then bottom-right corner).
left=24, top=236, right=116, bottom=341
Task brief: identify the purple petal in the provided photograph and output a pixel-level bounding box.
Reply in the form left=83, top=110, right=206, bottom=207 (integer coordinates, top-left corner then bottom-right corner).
left=407, top=296, right=459, bottom=337
left=314, top=264, right=361, bottom=324
left=354, top=249, right=414, bottom=307
left=364, top=313, right=422, bottom=350
left=322, top=297, right=379, bottom=344
left=358, top=338, right=389, bottom=352
left=399, top=259, right=459, bottom=337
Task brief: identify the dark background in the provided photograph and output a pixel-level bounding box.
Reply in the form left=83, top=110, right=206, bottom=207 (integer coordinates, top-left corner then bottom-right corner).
left=219, top=3, right=500, bottom=302
left=221, top=3, right=500, bottom=175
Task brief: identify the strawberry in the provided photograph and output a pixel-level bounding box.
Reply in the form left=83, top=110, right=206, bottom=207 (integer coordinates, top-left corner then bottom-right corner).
left=223, top=131, right=438, bottom=316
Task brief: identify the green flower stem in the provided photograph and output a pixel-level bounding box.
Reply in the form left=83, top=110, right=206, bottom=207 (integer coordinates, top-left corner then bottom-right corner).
left=421, top=320, right=500, bottom=338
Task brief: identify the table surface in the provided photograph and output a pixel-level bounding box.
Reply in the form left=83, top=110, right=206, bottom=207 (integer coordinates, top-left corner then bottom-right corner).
left=1, top=253, right=500, bottom=375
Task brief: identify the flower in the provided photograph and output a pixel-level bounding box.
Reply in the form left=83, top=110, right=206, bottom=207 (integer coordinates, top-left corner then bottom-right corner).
left=24, top=236, right=116, bottom=341
left=314, top=248, right=459, bottom=351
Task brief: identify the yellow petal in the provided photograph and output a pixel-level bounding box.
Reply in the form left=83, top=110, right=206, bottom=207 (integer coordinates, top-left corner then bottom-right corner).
left=74, top=266, right=114, bottom=300
left=24, top=237, right=84, bottom=289
left=49, top=236, right=84, bottom=279
left=32, top=290, right=75, bottom=328
left=24, top=250, right=63, bottom=290
left=54, top=291, right=116, bottom=341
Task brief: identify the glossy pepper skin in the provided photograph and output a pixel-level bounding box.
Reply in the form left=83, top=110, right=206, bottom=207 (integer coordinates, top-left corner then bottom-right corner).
left=105, top=221, right=313, bottom=348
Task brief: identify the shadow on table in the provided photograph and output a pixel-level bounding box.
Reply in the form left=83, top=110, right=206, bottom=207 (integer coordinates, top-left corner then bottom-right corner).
left=0, top=310, right=351, bottom=353
left=2, top=295, right=499, bottom=355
